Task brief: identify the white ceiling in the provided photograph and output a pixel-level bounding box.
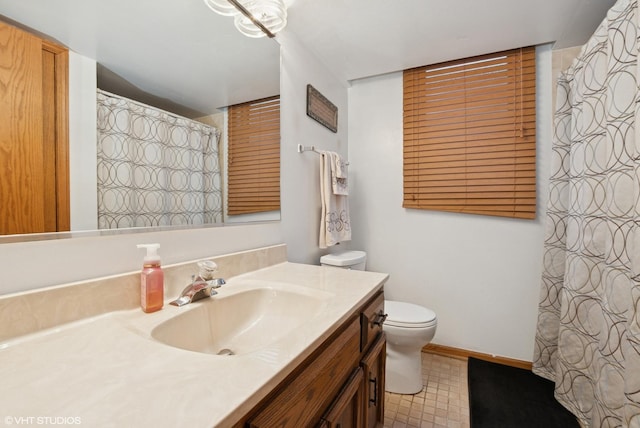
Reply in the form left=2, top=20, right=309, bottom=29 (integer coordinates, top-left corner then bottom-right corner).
left=0, top=0, right=615, bottom=117
left=285, top=0, right=616, bottom=83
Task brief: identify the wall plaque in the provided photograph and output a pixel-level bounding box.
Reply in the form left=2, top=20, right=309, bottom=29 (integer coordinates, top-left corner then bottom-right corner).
left=306, top=84, right=338, bottom=133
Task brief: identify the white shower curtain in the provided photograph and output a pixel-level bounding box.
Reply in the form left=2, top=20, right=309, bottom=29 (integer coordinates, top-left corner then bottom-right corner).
left=533, top=0, right=640, bottom=426
left=96, top=90, right=222, bottom=229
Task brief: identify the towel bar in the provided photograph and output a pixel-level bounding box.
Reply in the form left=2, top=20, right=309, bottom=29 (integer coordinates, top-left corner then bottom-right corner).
left=297, top=144, right=349, bottom=164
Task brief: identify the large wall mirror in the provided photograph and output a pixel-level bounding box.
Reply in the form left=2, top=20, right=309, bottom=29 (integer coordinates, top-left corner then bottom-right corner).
left=0, top=0, right=281, bottom=243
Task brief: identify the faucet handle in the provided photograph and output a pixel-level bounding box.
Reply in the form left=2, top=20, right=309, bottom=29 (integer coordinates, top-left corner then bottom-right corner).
left=207, top=278, right=226, bottom=289
left=197, top=260, right=218, bottom=280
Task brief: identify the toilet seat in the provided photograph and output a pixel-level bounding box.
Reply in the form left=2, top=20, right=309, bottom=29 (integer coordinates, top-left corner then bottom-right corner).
left=385, top=300, right=437, bottom=328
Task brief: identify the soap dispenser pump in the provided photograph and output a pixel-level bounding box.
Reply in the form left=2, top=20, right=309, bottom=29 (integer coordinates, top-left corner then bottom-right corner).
left=137, top=243, right=164, bottom=313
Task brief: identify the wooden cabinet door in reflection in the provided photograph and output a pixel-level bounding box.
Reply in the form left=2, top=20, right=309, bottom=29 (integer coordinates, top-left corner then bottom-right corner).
left=0, top=20, right=69, bottom=235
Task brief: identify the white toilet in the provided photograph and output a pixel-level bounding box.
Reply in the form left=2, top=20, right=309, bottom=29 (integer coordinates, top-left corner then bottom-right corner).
left=320, top=250, right=438, bottom=395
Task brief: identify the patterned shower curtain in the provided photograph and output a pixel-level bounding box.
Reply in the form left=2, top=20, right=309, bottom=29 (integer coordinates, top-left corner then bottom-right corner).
left=96, top=90, right=222, bottom=229
left=533, top=0, right=640, bottom=426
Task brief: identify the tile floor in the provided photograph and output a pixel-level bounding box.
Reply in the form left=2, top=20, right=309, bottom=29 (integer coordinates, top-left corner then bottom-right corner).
left=383, top=353, right=470, bottom=428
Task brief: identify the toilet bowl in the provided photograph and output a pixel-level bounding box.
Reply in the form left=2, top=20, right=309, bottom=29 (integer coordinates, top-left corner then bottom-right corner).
left=384, top=300, right=437, bottom=394
left=319, top=250, right=438, bottom=395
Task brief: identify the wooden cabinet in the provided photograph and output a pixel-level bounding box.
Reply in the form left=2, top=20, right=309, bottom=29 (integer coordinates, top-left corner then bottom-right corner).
left=360, top=291, right=385, bottom=352
left=245, top=319, right=361, bottom=427
left=319, top=368, right=364, bottom=428
left=239, top=290, right=387, bottom=428
left=361, top=334, right=386, bottom=428
left=359, top=291, right=386, bottom=428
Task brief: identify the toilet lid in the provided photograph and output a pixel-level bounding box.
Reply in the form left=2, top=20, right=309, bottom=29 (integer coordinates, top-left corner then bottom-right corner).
left=320, top=251, right=366, bottom=267
left=385, top=300, right=437, bottom=328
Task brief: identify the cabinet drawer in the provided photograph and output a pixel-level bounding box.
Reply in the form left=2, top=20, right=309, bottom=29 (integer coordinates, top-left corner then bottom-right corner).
left=247, top=318, right=361, bottom=428
left=360, top=291, right=385, bottom=353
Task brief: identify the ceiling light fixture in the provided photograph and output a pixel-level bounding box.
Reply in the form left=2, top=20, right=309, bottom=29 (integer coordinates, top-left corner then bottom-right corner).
left=203, top=0, right=287, bottom=39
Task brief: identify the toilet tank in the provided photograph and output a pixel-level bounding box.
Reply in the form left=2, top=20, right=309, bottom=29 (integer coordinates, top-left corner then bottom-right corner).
left=320, top=251, right=367, bottom=270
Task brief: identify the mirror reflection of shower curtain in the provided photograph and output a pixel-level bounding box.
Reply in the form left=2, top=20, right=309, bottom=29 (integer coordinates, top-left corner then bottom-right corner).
left=96, top=90, right=222, bottom=229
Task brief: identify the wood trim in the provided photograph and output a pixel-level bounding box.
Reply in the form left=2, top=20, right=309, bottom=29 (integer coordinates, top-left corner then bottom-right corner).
left=422, top=343, right=532, bottom=371
left=42, top=48, right=58, bottom=232
left=54, top=48, right=70, bottom=231
left=41, top=39, right=70, bottom=232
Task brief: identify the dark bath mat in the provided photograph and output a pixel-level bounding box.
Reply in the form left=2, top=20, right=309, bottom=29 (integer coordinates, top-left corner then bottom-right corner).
left=468, top=357, right=579, bottom=428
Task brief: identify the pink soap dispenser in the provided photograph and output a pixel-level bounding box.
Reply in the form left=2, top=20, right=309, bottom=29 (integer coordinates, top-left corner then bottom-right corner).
left=137, top=243, right=164, bottom=313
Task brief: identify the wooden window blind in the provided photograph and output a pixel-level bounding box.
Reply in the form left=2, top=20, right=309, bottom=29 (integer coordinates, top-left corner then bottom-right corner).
left=403, top=46, right=536, bottom=219
left=227, top=95, right=280, bottom=215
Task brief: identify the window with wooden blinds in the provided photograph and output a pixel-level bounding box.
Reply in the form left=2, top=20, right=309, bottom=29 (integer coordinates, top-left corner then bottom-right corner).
left=403, top=46, right=536, bottom=219
left=227, top=95, right=280, bottom=215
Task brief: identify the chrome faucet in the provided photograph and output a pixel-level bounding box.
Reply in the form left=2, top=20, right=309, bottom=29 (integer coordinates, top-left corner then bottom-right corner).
left=170, top=260, right=226, bottom=307
left=170, top=277, right=226, bottom=306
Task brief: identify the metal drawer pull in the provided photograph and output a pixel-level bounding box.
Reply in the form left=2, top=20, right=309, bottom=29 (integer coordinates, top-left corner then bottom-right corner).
left=369, top=376, right=378, bottom=406
left=372, top=311, right=388, bottom=327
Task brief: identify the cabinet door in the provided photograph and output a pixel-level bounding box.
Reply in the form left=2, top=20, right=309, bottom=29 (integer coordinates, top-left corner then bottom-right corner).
left=0, top=20, right=69, bottom=235
left=319, top=368, right=364, bottom=428
left=361, top=333, right=386, bottom=428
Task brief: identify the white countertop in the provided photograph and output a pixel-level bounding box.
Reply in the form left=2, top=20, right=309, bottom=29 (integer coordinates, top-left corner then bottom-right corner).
left=0, top=262, right=387, bottom=427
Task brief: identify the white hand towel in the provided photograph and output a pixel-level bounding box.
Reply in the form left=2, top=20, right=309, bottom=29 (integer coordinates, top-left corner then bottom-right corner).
left=319, top=152, right=351, bottom=248
left=329, top=152, right=348, bottom=196
left=333, top=152, right=348, bottom=178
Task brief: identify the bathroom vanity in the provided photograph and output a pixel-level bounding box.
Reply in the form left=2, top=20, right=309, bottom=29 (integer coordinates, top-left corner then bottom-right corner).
left=237, top=290, right=386, bottom=428
left=0, top=245, right=388, bottom=427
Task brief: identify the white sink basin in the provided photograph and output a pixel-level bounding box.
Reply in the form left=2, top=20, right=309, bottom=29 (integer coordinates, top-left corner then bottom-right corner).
left=151, top=281, right=333, bottom=356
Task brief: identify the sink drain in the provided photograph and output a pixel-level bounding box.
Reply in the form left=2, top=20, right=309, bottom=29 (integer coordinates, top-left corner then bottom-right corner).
left=217, top=348, right=234, bottom=356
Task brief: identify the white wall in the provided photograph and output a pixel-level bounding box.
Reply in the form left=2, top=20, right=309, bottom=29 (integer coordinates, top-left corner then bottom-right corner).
left=277, top=31, right=350, bottom=264
left=68, top=51, right=98, bottom=231
left=347, top=45, right=553, bottom=361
